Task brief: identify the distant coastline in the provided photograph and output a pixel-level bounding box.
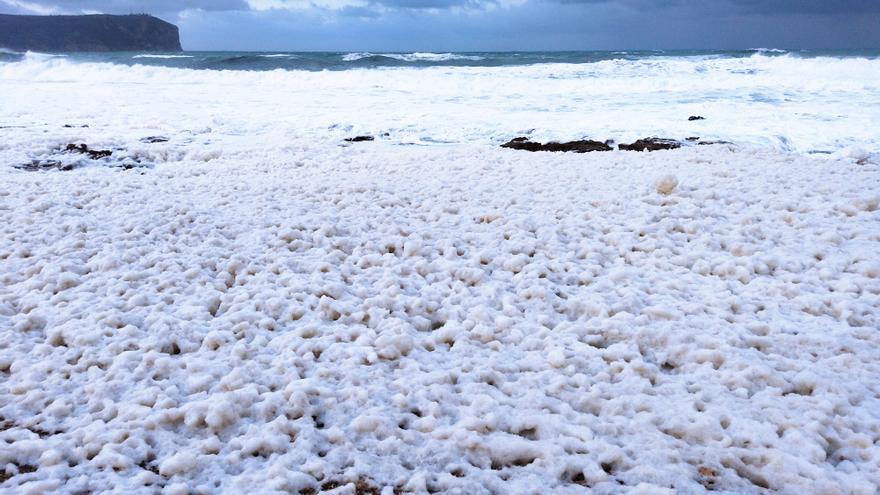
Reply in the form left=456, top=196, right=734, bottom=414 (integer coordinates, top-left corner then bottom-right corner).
left=0, top=14, right=181, bottom=52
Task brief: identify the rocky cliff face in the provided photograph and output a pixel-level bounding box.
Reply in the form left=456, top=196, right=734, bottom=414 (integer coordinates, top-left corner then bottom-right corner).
left=0, top=14, right=182, bottom=52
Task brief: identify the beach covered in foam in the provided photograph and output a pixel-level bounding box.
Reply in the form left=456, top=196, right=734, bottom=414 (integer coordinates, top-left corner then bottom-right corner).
left=1, top=53, right=879, bottom=494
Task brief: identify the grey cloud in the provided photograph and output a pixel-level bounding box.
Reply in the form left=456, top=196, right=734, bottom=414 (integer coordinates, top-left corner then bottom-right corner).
left=2, top=0, right=878, bottom=49
left=370, top=0, right=488, bottom=10
left=0, top=0, right=249, bottom=15
left=725, top=0, right=880, bottom=14
left=174, top=0, right=878, bottom=51
left=336, top=5, right=381, bottom=17
left=4, top=0, right=880, bottom=15
left=553, top=0, right=880, bottom=15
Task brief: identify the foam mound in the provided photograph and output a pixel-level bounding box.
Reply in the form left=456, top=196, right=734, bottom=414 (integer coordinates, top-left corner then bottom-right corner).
left=1, top=144, right=879, bottom=494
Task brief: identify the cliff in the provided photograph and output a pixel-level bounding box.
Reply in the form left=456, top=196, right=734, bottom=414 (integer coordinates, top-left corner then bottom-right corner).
left=0, top=14, right=182, bottom=52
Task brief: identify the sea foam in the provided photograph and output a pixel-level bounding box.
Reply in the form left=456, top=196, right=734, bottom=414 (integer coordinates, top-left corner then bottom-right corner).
left=342, top=52, right=486, bottom=62
left=132, top=54, right=195, bottom=59
left=1, top=52, right=879, bottom=155
left=1, top=46, right=879, bottom=494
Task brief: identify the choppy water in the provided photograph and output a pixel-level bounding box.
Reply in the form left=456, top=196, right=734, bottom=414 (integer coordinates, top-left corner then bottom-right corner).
left=1, top=48, right=878, bottom=71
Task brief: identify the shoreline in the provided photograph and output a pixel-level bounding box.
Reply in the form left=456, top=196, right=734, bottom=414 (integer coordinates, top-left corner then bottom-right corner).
left=3, top=52, right=880, bottom=155
left=4, top=136, right=876, bottom=174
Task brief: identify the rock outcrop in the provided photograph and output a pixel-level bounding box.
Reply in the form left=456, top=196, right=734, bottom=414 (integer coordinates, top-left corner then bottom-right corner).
left=618, top=138, right=682, bottom=152
left=16, top=142, right=150, bottom=172
left=501, top=137, right=613, bottom=153
left=0, top=14, right=182, bottom=52
left=501, top=135, right=732, bottom=153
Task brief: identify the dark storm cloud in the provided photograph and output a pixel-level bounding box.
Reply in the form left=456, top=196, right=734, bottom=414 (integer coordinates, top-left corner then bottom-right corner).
left=0, top=0, right=249, bottom=15
left=549, top=0, right=880, bottom=16
left=726, top=0, right=880, bottom=14
left=552, top=0, right=880, bottom=14
left=4, top=0, right=880, bottom=14
left=375, top=0, right=482, bottom=9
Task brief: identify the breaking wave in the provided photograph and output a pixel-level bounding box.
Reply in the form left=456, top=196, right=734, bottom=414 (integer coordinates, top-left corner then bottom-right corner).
left=132, top=54, right=195, bottom=59
left=341, top=52, right=486, bottom=62
left=1, top=49, right=879, bottom=153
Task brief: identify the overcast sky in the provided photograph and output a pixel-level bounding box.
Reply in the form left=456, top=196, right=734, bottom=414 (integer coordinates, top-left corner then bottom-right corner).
left=1, top=0, right=878, bottom=51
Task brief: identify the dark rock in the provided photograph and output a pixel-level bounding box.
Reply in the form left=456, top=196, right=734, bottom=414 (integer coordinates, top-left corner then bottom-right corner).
left=345, top=136, right=375, bottom=142
left=17, top=144, right=152, bottom=172
left=0, top=463, right=37, bottom=483
left=141, top=136, right=169, bottom=144
left=618, top=138, right=682, bottom=152
left=89, top=149, right=112, bottom=159
left=63, top=124, right=89, bottom=128
left=501, top=137, right=612, bottom=153
left=0, top=14, right=182, bottom=52
left=686, top=136, right=700, bottom=142
left=116, top=159, right=152, bottom=170
left=15, top=160, right=75, bottom=172
left=66, top=143, right=112, bottom=159
left=688, top=116, right=706, bottom=121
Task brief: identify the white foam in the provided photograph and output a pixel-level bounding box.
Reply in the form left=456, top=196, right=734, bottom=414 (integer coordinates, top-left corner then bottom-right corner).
left=0, top=142, right=878, bottom=492
left=342, top=52, right=485, bottom=62
left=1, top=53, right=878, bottom=153
left=340, top=51, right=371, bottom=61
left=750, top=48, right=789, bottom=54
left=389, top=52, right=485, bottom=62
left=20, top=50, right=67, bottom=60
left=132, top=54, right=195, bottom=59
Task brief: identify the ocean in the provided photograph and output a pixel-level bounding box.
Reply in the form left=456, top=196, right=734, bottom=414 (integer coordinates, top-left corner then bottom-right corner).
left=2, top=48, right=879, bottom=71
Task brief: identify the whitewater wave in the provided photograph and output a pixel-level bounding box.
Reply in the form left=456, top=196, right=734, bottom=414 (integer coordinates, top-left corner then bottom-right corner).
left=132, top=54, right=195, bottom=59
left=750, top=48, right=789, bottom=54
left=0, top=48, right=23, bottom=63
left=2, top=50, right=879, bottom=153
left=24, top=51, right=67, bottom=59
left=260, top=53, right=299, bottom=58
left=342, top=52, right=485, bottom=62
left=0, top=51, right=68, bottom=64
